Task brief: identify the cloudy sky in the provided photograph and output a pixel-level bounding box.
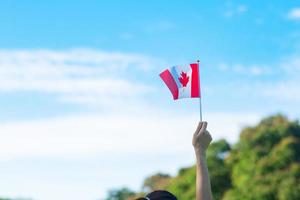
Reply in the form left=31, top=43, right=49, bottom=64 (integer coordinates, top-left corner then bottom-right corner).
left=1, top=0, right=300, bottom=200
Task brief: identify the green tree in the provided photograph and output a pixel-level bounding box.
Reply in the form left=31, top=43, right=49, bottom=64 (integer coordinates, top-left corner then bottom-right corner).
left=167, top=166, right=196, bottom=200
left=224, top=114, right=300, bottom=200
left=207, top=139, right=231, bottom=200
left=142, top=173, right=171, bottom=192
left=105, top=114, right=300, bottom=200
left=104, top=187, right=136, bottom=200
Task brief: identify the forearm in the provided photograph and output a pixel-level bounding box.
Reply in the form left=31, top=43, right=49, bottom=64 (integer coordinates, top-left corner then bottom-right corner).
left=195, top=150, right=212, bottom=200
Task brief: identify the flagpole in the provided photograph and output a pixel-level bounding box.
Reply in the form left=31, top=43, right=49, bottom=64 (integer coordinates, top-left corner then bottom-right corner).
left=197, top=60, right=202, bottom=122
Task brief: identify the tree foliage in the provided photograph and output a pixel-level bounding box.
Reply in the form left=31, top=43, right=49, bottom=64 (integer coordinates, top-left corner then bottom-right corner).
left=104, top=188, right=136, bottom=200
left=105, top=114, right=300, bottom=200
left=142, top=173, right=172, bottom=193
left=224, top=114, right=300, bottom=200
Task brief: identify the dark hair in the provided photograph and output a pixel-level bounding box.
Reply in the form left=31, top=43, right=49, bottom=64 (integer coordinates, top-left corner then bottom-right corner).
left=136, top=190, right=177, bottom=200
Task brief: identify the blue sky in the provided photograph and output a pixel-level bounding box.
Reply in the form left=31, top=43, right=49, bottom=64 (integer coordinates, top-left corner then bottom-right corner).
left=0, top=0, right=300, bottom=200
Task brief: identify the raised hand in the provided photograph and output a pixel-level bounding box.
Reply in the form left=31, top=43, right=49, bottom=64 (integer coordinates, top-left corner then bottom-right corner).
left=192, top=121, right=212, bottom=153
left=192, top=121, right=213, bottom=200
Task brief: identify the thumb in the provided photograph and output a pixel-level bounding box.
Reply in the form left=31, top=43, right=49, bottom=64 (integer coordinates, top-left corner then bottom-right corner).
left=199, top=121, right=207, bottom=134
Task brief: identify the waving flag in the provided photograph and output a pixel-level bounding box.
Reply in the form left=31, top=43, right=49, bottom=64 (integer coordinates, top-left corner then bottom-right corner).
left=160, top=63, right=201, bottom=100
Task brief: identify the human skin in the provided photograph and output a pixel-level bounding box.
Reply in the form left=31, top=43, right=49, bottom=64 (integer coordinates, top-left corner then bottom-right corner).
left=192, top=121, right=213, bottom=200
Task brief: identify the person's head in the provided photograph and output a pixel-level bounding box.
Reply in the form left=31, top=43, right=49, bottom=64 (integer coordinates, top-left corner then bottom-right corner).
left=136, top=190, right=177, bottom=200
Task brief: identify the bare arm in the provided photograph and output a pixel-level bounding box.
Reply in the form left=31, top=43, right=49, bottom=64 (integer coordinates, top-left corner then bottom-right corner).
left=192, top=122, right=213, bottom=200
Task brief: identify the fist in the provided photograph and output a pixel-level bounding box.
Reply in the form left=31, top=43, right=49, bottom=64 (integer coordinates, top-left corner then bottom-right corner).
left=192, top=121, right=212, bottom=152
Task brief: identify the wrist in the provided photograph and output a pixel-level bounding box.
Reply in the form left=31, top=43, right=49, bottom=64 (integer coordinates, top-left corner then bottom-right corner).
left=194, top=147, right=206, bottom=158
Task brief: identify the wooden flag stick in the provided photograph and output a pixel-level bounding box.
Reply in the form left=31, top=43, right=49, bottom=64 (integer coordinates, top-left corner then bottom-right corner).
left=197, top=60, right=202, bottom=122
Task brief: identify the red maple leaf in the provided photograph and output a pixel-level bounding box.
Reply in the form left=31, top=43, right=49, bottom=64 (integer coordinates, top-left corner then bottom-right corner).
left=178, top=71, right=189, bottom=87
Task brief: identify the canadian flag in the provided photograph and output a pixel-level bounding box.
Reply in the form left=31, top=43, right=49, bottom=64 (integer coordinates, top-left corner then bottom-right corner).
left=160, top=63, right=201, bottom=100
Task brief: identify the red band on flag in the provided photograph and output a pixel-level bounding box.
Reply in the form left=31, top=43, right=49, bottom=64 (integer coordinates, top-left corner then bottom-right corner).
left=160, top=69, right=179, bottom=100
left=191, top=63, right=201, bottom=98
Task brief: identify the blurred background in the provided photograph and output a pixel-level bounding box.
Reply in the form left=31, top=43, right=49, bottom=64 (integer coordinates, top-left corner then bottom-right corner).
left=0, top=0, right=300, bottom=200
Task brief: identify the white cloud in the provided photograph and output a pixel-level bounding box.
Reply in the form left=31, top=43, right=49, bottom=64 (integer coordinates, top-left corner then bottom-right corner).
left=260, top=80, right=300, bottom=101
left=218, top=63, right=271, bottom=76
left=237, top=5, right=248, bottom=14
left=0, top=49, right=161, bottom=108
left=287, top=8, right=300, bottom=20
left=224, top=4, right=248, bottom=18
left=258, top=55, right=300, bottom=101
left=218, top=55, right=300, bottom=103
left=281, top=55, right=300, bottom=72
left=145, top=21, right=175, bottom=32
left=224, top=11, right=234, bottom=18
left=219, top=54, right=300, bottom=76
left=0, top=111, right=261, bottom=200
left=0, top=111, right=261, bottom=161
left=120, top=32, right=134, bottom=40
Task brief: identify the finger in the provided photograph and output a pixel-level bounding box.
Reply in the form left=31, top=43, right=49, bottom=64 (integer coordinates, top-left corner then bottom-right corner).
left=199, top=121, right=207, bottom=134
left=195, top=122, right=203, bottom=134
left=193, top=122, right=203, bottom=139
left=207, top=131, right=212, bottom=141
